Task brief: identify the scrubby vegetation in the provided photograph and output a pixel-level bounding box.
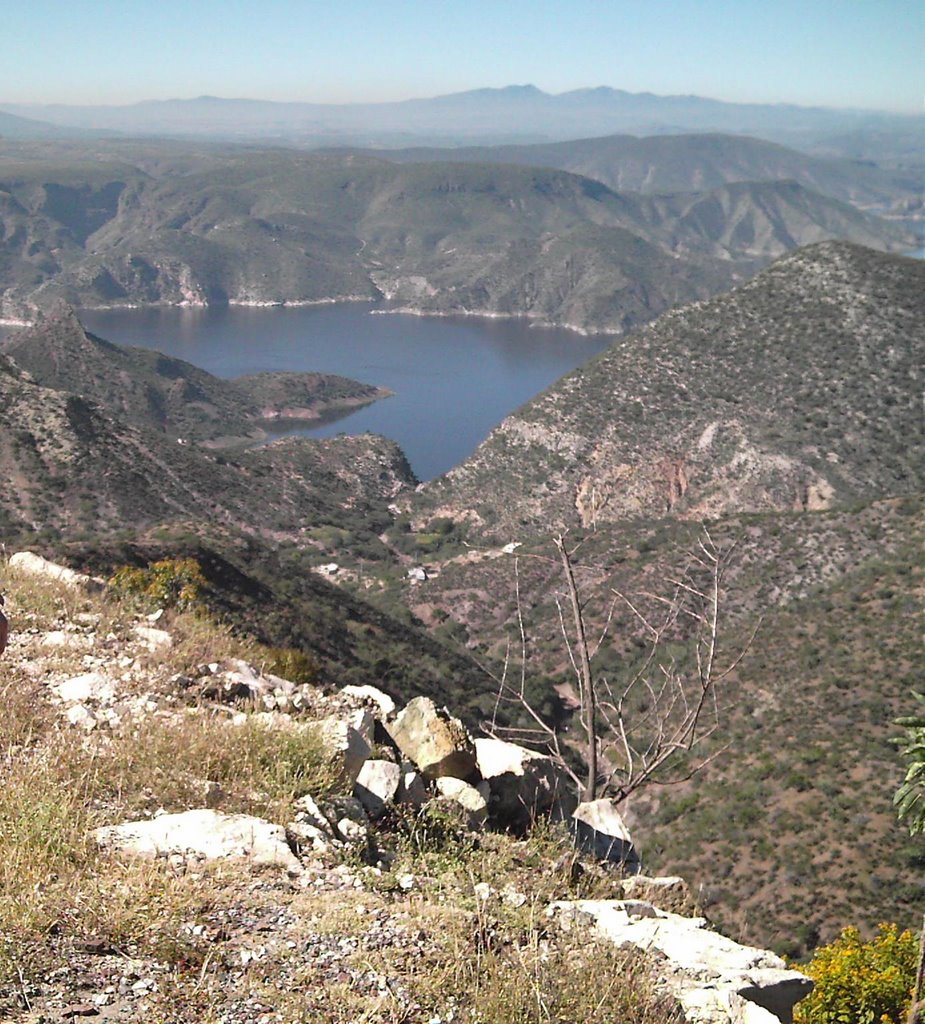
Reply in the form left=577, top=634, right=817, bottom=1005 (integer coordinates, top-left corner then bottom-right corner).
left=109, top=557, right=208, bottom=611
left=793, top=924, right=918, bottom=1024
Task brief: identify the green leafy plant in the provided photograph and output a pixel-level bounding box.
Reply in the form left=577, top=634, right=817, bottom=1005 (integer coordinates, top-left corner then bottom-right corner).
left=894, top=692, right=925, bottom=835
left=263, top=646, right=320, bottom=687
left=794, top=924, right=917, bottom=1024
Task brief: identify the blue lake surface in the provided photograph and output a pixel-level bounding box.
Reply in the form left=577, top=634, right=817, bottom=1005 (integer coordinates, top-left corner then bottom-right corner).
left=77, top=303, right=614, bottom=481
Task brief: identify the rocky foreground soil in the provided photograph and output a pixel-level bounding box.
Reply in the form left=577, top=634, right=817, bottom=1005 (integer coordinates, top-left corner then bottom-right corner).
left=0, top=554, right=809, bottom=1024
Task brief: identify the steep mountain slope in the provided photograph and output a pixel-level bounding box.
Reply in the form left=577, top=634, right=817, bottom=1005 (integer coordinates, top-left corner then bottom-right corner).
left=396, top=494, right=925, bottom=954
left=630, top=180, right=914, bottom=266
left=54, top=528, right=498, bottom=711
left=3, top=307, right=388, bottom=444
left=414, top=243, right=925, bottom=537
left=0, top=316, right=412, bottom=541
left=0, top=144, right=912, bottom=333
left=370, top=132, right=921, bottom=211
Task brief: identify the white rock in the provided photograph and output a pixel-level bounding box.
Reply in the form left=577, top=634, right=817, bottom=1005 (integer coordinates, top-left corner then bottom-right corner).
left=292, top=793, right=332, bottom=831
left=288, top=794, right=337, bottom=853
left=9, top=552, right=103, bottom=590
left=387, top=697, right=477, bottom=780
left=547, top=900, right=812, bottom=1023
left=94, top=809, right=302, bottom=875
left=475, top=737, right=576, bottom=828
left=345, top=708, right=376, bottom=747
left=313, top=715, right=371, bottom=786
left=337, top=817, right=368, bottom=843
left=42, top=630, right=91, bottom=648
left=65, top=703, right=98, bottom=730
left=54, top=671, right=117, bottom=704
left=435, top=777, right=489, bottom=827
left=355, top=760, right=402, bottom=818
left=133, top=625, right=172, bottom=650
left=341, top=684, right=397, bottom=718
left=572, top=799, right=640, bottom=870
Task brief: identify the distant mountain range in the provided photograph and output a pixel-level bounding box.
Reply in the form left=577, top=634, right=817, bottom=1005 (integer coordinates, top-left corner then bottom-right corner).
left=3, top=86, right=923, bottom=160
left=0, top=141, right=914, bottom=331
left=0, top=108, right=89, bottom=140
left=365, top=131, right=921, bottom=214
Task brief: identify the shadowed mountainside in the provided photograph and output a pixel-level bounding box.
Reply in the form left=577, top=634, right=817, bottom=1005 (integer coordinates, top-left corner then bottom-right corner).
left=3, top=306, right=389, bottom=444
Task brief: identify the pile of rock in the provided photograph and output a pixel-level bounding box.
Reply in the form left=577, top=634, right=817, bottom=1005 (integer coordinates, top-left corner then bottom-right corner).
left=4, top=552, right=812, bottom=1024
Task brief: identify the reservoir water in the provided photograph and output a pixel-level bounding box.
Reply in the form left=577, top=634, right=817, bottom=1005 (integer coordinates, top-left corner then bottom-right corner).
left=77, top=304, right=614, bottom=480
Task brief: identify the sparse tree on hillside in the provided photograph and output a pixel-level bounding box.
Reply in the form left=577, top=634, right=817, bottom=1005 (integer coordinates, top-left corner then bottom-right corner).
left=489, top=528, right=749, bottom=804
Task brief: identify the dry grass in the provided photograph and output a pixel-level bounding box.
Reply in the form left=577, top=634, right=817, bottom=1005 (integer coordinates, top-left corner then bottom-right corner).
left=0, top=564, right=339, bottom=999
left=283, top=864, right=681, bottom=1024
left=0, top=563, right=681, bottom=1022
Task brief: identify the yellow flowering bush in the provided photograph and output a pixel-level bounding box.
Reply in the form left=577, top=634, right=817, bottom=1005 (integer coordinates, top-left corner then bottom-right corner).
left=109, top=557, right=207, bottom=611
left=794, top=923, right=917, bottom=1024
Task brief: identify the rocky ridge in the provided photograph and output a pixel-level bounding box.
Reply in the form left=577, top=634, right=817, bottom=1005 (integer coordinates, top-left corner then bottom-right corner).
left=0, top=320, right=413, bottom=540
left=0, top=553, right=811, bottom=1024
left=414, top=242, right=925, bottom=537
left=3, top=306, right=390, bottom=446
left=0, top=141, right=912, bottom=333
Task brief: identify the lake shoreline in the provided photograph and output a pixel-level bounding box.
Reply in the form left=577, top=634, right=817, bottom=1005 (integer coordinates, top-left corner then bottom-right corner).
left=74, top=302, right=613, bottom=480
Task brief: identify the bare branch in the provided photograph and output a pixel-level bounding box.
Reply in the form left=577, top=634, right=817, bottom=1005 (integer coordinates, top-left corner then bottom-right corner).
left=555, top=533, right=599, bottom=802
left=487, top=526, right=751, bottom=811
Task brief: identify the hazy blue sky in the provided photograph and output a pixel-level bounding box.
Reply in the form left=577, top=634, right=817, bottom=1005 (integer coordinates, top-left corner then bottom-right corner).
left=7, top=0, right=922, bottom=112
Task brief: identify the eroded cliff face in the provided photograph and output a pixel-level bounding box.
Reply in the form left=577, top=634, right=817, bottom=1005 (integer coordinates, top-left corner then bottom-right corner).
left=411, top=243, right=925, bottom=538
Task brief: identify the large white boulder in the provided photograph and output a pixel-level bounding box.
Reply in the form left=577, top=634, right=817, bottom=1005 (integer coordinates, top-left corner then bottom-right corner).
left=475, top=737, right=576, bottom=828
left=547, top=899, right=812, bottom=1024
left=9, top=552, right=103, bottom=590
left=94, top=809, right=302, bottom=875
left=313, top=714, right=371, bottom=786
left=572, top=798, right=640, bottom=871
left=387, top=697, right=477, bottom=781
left=355, top=759, right=402, bottom=818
